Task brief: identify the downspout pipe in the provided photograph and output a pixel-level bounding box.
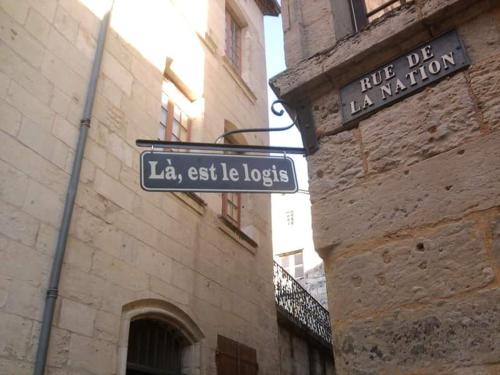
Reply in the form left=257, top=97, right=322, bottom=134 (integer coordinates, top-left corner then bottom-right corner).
left=33, top=2, right=114, bottom=374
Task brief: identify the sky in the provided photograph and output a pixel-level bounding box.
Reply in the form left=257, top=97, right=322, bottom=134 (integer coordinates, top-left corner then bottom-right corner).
left=264, top=12, right=320, bottom=269
left=264, top=13, right=310, bottom=191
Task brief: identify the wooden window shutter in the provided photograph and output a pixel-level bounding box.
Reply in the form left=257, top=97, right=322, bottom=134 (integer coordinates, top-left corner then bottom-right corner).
left=239, top=342, right=258, bottom=375
left=216, top=335, right=258, bottom=375
left=217, top=336, right=239, bottom=375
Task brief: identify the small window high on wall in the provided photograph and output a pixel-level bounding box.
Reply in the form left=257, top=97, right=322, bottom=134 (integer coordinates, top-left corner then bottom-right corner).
left=126, top=318, right=188, bottom=375
left=279, top=250, right=304, bottom=279
left=225, top=8, right=242, bottom=73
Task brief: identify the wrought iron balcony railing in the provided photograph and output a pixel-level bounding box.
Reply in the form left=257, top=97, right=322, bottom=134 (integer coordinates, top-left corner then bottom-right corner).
left=273, top=261, right=332, bottom=348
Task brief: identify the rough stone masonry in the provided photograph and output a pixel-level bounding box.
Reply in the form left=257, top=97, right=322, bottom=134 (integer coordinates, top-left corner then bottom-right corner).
left=271, top=0, right=500, bottom=374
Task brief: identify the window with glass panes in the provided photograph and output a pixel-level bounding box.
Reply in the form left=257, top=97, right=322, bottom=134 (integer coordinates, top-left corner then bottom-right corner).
left=221, top=136, right=242, bottom=228
left=225, top=8, right=242, bottom=73
left=222, top=191, right=241, bottom=228
left=159, top=90, right=191, bottom=142
left=171, top=104, right=189, bottom=141
left=279, top=250, right=304, bottom=279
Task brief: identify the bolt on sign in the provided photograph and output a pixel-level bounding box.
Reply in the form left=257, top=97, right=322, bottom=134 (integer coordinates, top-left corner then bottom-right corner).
left=340, top=30, right=470, bottom=125
left=140, top=151, right=298, bottom=193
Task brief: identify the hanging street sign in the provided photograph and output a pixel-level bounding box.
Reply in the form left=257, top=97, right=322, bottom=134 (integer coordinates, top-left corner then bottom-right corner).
left=340, top=30, right=470, bottom=125
left=140, top=151, right=298, bottom=193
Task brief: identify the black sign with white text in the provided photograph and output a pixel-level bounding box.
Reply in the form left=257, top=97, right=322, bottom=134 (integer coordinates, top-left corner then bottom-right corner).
left=140, top=151, right=298, bottom=193
left=340, top=31, right=470, bottom=125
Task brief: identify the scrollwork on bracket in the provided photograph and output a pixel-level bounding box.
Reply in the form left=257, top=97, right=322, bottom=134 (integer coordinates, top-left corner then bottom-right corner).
left=214, top=99, right=298, bottom=144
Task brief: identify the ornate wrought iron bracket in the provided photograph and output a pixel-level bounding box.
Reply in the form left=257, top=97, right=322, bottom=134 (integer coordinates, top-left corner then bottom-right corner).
left=135, top=140, right=305, bottom=154
left=214, top=99, right=298, bottom=143
left=137, top=100, right=306, bottom=155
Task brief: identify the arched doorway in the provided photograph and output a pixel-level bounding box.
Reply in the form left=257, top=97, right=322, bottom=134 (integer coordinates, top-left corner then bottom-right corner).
left=126, top=318, right=188, bottom=375
left=117, top=299, right=204, bottom=375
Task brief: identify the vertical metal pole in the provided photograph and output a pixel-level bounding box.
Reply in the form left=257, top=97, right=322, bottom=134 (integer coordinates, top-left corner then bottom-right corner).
left=33, top=2, right=114, bottom=374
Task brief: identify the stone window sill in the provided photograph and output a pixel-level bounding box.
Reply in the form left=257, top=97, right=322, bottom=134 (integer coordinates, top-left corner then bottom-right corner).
left=221, top=56, right=257, bottom=104
left=218, top=215, right=258, bottom=254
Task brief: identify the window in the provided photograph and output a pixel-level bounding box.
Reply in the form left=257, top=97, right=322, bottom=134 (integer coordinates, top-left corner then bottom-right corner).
left=279, top=250, right=304, bottom=279
left=225, top=8, right=242, bottom=73
left=160, top=83, right=207, bottom=209
left=364, top=0, right=407, bottom=21
left=285, top=210, right=294, bottom=226
left=216, top=335, right=258, bottom=375
left=350, top=0, right=411, bottom=31
left=126, top=318, right=188, bottom=375
left=159, top=85, right=191, bottom=142
left=221, top=135, right=242, bottom=228
left=222, top=192, right=241, bottom=228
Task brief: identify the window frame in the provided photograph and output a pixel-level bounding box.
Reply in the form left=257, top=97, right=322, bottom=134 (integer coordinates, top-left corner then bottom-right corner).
left=221, top=135, right=242, bottom=229
left=350, top=0, right=411, bottom=31
left=159, top=87, right=192, bottom=143
left=222, top=191, right=242, bottom=228
left=225, top=7, right=243, bottom=74
left=278, top=250, right=304, bottom=279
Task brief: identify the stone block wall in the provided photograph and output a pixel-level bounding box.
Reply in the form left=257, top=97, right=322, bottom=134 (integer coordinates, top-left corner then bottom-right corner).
left=272, top=0, right=500, bottom=373
left=280, top=0, right=337, bottom=66
left=0, top=0, right=279, bottom=374
left=278, top=325, right=336, bottom=375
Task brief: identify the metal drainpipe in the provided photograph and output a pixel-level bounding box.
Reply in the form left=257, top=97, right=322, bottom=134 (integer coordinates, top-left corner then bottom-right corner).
left=33, top=2, right=114, bottom=374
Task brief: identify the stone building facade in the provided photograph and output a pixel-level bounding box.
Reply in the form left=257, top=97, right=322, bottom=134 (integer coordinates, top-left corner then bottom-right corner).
left=0, top=0, right=283, bottom=374
left=272, top=0, right=500, bottom=374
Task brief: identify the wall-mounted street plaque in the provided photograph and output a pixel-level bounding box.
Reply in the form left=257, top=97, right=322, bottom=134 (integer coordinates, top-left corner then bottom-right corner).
left=340, top=30, right=470, bottom=125
left=140, top=151, right=298, bottom=193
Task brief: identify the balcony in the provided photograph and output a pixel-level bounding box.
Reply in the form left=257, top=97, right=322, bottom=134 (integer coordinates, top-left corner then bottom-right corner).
left=273, top=261, right=333, bottom=349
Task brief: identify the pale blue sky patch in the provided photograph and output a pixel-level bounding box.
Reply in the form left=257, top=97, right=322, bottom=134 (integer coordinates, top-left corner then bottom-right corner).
left=264, top=13, right=309, bottom=191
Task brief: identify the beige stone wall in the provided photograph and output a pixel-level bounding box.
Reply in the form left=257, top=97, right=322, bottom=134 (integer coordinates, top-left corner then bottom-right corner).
left=278, top=326, right=336, bottom=375
left=280, top=0, right=337, bottom=66
left=0, top=0, right=279, bottom=374
left=273, top=0, right=500, bottom=374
